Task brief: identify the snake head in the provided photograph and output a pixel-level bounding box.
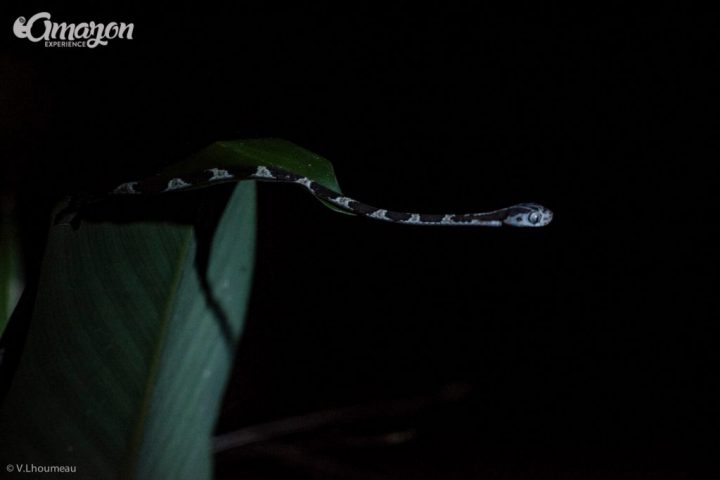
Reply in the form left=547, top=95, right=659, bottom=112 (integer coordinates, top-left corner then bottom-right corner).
left=502, top=203, right=553, bottom=227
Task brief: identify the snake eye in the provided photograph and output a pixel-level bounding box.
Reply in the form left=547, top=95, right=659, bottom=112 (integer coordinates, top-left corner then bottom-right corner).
left=528, top=211, right=541, bottom=224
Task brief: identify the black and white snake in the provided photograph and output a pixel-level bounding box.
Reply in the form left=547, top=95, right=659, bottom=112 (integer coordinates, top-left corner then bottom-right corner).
left=109, top=165, right=553, bottom=228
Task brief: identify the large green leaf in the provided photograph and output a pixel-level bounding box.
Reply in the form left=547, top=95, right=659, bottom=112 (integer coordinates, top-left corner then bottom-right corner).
left=0, top=182, right=255, bottom=479
left=0, top=138, right=350, bottom=479
left=166, top=139, right=341, bottom=190
left=161, top=139, right=349, bottom=214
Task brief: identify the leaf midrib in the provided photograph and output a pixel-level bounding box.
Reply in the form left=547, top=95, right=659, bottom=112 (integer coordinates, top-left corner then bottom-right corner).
left=121, top=229, right=194, bottom=478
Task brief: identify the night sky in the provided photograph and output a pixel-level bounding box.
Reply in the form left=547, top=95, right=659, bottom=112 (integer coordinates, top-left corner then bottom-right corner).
left=2, top=3, right=718, bottom=477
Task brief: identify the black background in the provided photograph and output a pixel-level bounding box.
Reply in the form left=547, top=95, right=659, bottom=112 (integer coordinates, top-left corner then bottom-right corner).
left=1, top=2, right=718, bottom=478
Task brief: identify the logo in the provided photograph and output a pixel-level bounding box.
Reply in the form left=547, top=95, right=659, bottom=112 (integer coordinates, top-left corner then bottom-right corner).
left=13, top=12, right=134, bottom=48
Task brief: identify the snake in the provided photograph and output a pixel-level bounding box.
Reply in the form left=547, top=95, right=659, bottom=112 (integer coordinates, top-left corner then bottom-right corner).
left=109, top=165, right=553, bottom=228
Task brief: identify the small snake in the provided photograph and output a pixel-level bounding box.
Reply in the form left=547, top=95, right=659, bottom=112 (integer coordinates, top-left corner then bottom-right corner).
left=109, top=165, right=553, bottom=227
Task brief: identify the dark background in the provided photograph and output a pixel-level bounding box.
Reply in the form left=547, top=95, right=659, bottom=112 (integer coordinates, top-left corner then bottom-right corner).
left=1, top=2, right=718, bottom=478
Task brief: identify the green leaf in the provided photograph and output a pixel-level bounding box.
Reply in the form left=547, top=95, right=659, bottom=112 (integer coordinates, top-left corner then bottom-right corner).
left=0, top=182, right=256, bottom=479
left=0, top=137, right=350, bottom=478
left=162, top=138, right=349, bottom=214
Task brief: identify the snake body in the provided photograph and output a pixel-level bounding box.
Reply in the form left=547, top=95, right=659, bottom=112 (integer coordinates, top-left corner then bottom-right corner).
left=110, top=165, right=553, bottom=227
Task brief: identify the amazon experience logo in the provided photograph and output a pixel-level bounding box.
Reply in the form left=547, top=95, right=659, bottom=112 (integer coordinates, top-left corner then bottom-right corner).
left=13, top=12, right=134, bottom=48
